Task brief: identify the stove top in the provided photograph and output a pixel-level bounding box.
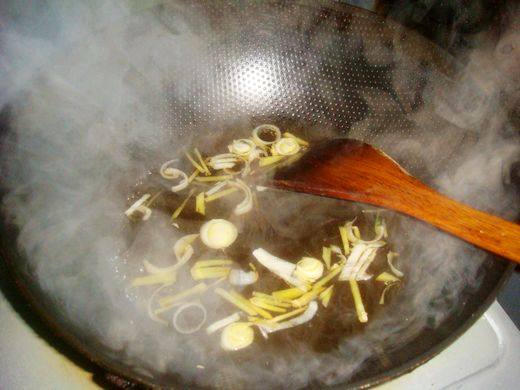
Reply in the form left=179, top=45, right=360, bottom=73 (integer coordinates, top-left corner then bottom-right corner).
left=1, top=293, right=518, bottom=389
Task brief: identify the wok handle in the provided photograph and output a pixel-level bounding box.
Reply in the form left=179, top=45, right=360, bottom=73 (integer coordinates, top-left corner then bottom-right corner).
left=400, top=180, right=520, bottom=263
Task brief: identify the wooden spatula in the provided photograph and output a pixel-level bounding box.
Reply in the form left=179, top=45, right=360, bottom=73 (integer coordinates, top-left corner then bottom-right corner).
left=271, top=139, right=520, bottom=263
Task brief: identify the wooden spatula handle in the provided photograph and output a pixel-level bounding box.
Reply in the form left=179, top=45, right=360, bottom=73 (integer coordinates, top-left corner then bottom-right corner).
left=273, top=139, right=520, bottom=263
left=396, top=179, right=520, bottom=263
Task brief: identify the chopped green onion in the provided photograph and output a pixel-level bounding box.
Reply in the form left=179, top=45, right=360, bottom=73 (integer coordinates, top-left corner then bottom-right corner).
left=291, top=285, right=325, bottom=308
left=339, top=226, right=350, bottom=255
left=375, top=213, right=388, bottom=238
left=206, top=312, right=241, bottom=335
left=264, top=307, right=307, bottom=323
left=194, top=148, right=211, bottom=175
left=376, top=272, right=400, bottom=284
left=259, top=155, right=285, bottom=166
left=227, top=179, right=253, bottom=215
left=379, top=282, right=398, bottom=305
left=191, top=266, right=230, bottom=280
left=195, top=192, right=205, bottom=215
left=272, top=287, right=307, bottom=300
left=185, top=150, right=205, bottom=173
left=205, top=187, right=239, bottom=202
left=387, top=252, right=403, bottom=277
left=282, top=131, right=309, bottom=146
left=195, top=175, right=233, bottom=182
left=131, top=271, right=176, bottom=287
left=319, top=285, right=334, bottom=308
left=157, top=283, right=208, bottom=310
left=215, top=288, right=258, bottom=316
left=322, top=246, right=332, bottom=269
left=194, top=259, right=234, bottom=267
left=250, top=297, right=287, bottom=313
left=251, top=292, right=291, bottom=307
left=171, top=189, right=195, bottom=220
left=125, top=194, right=152, bottom=221
left=258, top=301, right=318, bottom=334
left=188, top=169, right=200, bottom=183
left=313, top=263, right=344, bottom=289
left=349, top=279, right=367, bottom=323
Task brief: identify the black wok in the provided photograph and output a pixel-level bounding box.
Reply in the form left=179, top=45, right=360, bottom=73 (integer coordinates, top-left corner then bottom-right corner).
left=0, top=1, right=517, bottom=388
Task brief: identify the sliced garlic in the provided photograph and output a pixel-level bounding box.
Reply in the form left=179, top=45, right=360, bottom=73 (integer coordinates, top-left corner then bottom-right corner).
left=294, top=257, right=324, bottom=283
left=200, top=219, right=238, bottom=249
left=272, top=137, right=300, bottom=156
left=221, top=322, right=254, bottom=351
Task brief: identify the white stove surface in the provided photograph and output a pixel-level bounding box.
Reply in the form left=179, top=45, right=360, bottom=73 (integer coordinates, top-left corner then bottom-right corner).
left=1, top=293, right=518, bottom=390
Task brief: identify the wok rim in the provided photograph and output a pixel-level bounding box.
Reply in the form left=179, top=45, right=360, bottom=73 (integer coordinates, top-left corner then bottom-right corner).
left=344, top=261, right=514, bottom=389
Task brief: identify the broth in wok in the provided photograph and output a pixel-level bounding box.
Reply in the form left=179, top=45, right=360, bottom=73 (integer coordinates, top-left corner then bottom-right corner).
left=123, top=124, right=404, bottom=354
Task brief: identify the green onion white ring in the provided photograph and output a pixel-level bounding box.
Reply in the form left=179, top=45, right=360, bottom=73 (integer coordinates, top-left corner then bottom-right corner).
left=220, top=322, right=254, bottom=351
left=294, top=257, right=324, bottom=283
left=272, top=137, right=301, bottom=156
left=200, top=219, right=238, bottom=249
left=147, top=283, right=176, bottom=325
left=252, top=124, right=281, bottom=145
left=172, top=301, right=207, bottom=334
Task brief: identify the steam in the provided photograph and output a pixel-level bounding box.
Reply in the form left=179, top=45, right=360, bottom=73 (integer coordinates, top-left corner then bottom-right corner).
left=1, top=1, right=518, bottom=389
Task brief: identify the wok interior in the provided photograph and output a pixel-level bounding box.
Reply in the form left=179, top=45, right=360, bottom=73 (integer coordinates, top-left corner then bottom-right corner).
left=0, top=1, right=517, bottom=388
